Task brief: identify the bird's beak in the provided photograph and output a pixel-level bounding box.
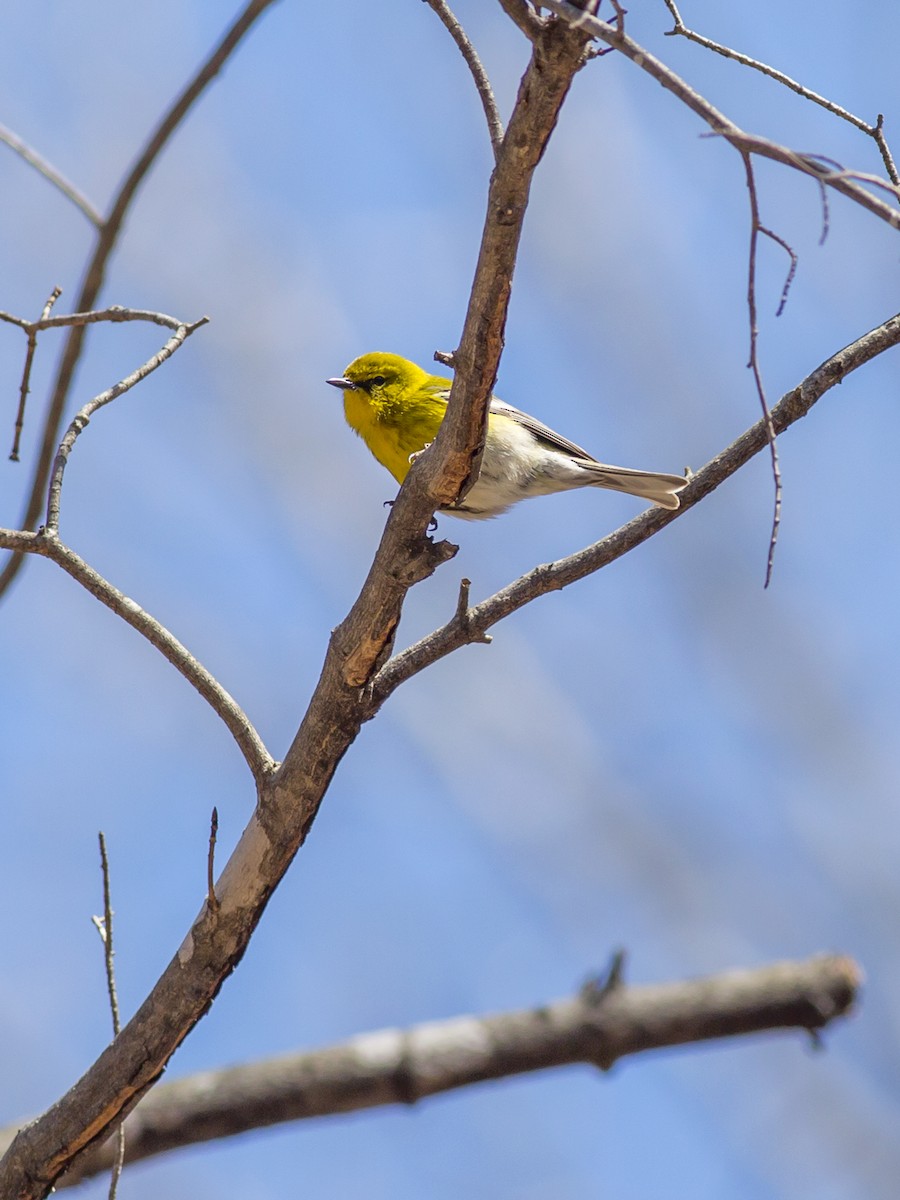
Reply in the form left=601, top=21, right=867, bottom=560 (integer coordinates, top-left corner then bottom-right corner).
left=326, top=376, right=354, bottom=390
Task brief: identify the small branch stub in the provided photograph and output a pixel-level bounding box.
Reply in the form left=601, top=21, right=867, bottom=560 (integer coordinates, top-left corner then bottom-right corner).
left=207, top=808, right=220, bottom=914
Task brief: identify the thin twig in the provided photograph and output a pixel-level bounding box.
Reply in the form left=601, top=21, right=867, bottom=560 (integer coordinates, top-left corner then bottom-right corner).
left=740, top=153, right=781, bottom=588
left=45, top=316, right=208, bottom=532
left=92, top=833, right=126, bottom=1199
left=662, top=0, right=900, bottom=190
left=93, top=834, right=122, bottom=1035
left=0, top=305, right=209, bottom=335
left=0, top=123, right=103, bottom=227
left=454, top=577, right=492, bottom=643
left=874, top=115, right=900, bottom=189
left=9, top=287, right=62, bottom=462
left=424, top=0, right=504, bottom=158
left=757, top=225, right=798, bottom=318
left=0, top=0, right=279, bottom=603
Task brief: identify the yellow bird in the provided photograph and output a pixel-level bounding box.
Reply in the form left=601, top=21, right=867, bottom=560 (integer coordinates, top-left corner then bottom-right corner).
left=328, top=352, right=687, bottom=518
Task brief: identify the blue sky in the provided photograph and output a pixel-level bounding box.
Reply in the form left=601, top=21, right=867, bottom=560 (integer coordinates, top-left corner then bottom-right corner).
left=2, top=3, right=900, bottom=1197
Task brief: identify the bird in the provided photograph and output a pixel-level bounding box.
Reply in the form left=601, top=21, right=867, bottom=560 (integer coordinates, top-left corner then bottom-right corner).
left=327, top=352, right=688, bottom=519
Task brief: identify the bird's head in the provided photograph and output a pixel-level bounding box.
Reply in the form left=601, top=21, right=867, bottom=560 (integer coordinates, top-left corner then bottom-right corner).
left=326, top=352, right=430, bottom=403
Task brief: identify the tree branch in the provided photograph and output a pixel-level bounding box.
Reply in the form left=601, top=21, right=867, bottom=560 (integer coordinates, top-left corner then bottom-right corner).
left=45, top=314, right=208, bottom=532
left=661, top=0, right=900, bottom=188
left=541, top=0, right=900, bottom=229
left=0, top=0, right=279, bottom=602
left=22, top=954, right=858, bottom=1187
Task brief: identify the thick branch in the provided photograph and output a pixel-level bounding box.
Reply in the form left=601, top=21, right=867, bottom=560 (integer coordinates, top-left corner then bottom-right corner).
left=32, top=954, right=859, bottom=1187
left=372, top=310, right=900, bottom=697
left=0, top=0, right=278, bottom=601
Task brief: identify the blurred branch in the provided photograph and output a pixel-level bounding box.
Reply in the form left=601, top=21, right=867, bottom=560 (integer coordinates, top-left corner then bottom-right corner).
left=0, top=123, right=103, bottom=227
left=739, top=151, right=782, bottom=588
left=541, top=0, right=900, bottom=227
left=424, top=0, right=505, bottom=158
left=28, top=954, right=859, bottom=1187
left=661, top=0, right=900, bottom=188
left=0, top=0, right=279, bottom=603
left=372, top=309, right=900, bottom=697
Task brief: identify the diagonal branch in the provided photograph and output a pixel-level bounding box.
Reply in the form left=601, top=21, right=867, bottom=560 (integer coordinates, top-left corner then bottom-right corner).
left=0, top=0, right=279, bottom=603
left=45, top=315, right=208, bottom=531
left=371, top=310, right=900, bottom=699
left=26, top=954, right=859, bottom=1187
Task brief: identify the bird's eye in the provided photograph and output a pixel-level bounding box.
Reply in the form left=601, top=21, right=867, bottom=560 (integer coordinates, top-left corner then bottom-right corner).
left=370, top=376, right=386, bottom=387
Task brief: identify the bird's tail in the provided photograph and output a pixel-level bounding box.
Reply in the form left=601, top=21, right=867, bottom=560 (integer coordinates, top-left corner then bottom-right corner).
left=581, top=463, right=688, bottom=510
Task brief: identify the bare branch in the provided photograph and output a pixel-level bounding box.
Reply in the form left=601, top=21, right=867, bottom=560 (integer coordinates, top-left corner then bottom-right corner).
left=7, top=287, right=62, bottom=462
left=662, top=0, right=900, bottom=189
left=874, top=114, right=900, bottom=189
left=757, top=225, right=798, bottom=318
left=45, top=315, right=208, bottom=532
left=92, top=834, right=123, bottom=1039
left=0, top=123, right=103, bottom=227
left=0, top=529, right=274, bottom=783
left=91, top=833, right=126, bottom=1199
left=424, top=0, right=505, bottom=158
left=372, top=310, right=900, bottom=698
left=0, top=304, right=209, bottom=335
left=739, top=152, right=781, bottom=588
left=37, top=954, right=859, bottom=1186
left=0, top=0, right=279, bottom=603
left=540, top=0, right=900, bottom=229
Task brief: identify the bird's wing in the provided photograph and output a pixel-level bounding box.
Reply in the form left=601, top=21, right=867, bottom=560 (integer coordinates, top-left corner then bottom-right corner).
left=489, top=397, right=595, bottom=461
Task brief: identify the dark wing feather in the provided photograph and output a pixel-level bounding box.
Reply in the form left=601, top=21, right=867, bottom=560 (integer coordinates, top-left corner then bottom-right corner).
left=488, top=397, right=596, bottom=462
